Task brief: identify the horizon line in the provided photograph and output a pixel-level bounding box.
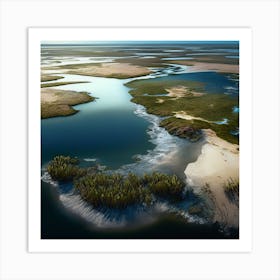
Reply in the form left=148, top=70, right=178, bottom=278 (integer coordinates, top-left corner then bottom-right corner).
left=41, top=40, right=239, bottom=46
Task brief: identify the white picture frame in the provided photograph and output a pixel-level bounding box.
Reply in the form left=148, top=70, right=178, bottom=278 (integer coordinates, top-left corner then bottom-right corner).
left=29, top=27, right=252, bottom=253
left=1, top=0, right=279, bottom=279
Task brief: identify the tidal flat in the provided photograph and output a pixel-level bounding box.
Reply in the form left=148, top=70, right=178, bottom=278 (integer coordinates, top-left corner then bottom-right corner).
left=41, top=41, right=239, bottom=238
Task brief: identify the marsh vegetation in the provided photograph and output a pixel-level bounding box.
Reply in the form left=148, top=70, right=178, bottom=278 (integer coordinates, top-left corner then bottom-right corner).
left=47, top=155, right=87, bottom=181
left=47, top=156, right=186, bottom=209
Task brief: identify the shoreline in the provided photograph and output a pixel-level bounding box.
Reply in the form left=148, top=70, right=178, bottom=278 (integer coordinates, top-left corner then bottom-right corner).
left=185, top=129, right=239, bottom=227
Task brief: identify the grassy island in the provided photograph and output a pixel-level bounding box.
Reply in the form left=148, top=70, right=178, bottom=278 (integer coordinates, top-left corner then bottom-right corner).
left=125, top=78, right=239, bottom=144
left=47, top=156, right=186, bottom=209
left=41, top=88, right=95, bottom=119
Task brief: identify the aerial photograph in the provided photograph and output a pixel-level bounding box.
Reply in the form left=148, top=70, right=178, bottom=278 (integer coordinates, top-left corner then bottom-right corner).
left=40, top=41, right=239, bottom=239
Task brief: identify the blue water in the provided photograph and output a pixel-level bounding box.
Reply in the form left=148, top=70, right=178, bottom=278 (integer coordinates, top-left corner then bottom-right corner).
left=232, top=106, right=239, bottom=113
left=214, top=118, right=229, bottom=125
left=41, top=75, right=155, bottom=169
left=147, top=72, right=239, bottom=96
left=210, top=48, right=239, bottom=53
left=161, top=57, right=194, bottom=60
left=225, top=55, right=239, bottom=59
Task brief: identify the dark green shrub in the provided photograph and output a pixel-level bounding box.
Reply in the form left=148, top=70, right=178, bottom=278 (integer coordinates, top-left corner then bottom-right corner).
left=74, top=173, right=152, bottom=209
left=144, top=172, right=185, bottom=200
left=47, top=155, right=86, bottom=181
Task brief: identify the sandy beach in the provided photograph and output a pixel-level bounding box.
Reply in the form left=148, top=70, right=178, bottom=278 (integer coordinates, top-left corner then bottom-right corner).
left=185, top=129, right=239, bottom=226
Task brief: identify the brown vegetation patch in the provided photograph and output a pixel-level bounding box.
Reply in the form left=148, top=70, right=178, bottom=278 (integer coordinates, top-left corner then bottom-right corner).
left=41, top=88, right=95, bottom=118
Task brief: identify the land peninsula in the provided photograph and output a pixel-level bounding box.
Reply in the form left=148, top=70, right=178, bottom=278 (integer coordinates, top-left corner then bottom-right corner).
left=41, top=88, right=95, bottom=118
